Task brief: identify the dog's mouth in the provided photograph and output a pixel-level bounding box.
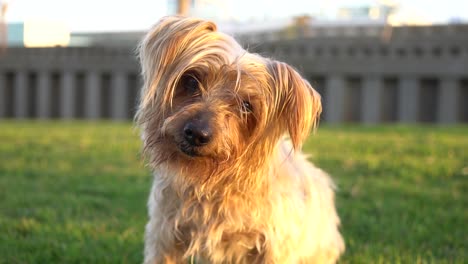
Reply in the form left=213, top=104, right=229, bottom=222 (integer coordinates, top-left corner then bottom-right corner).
left=177, top=142, right=202, bottom=157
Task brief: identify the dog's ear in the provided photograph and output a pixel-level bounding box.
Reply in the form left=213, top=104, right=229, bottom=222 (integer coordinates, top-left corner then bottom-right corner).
left=138, top=16, right=216, bottom=107
left=267, top=61, right=322, bottom=150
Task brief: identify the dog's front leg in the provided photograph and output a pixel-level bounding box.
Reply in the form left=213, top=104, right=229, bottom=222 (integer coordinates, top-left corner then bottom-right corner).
left=144, top=252, right=182, bottom=264
left=144, top=218, right=185, bottom=264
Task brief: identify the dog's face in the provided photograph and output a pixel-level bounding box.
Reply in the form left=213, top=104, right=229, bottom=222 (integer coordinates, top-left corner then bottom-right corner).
left=137, top=16, right=321, bottom=180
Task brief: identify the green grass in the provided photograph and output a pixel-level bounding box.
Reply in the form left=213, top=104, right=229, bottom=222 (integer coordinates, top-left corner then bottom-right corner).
left=0, top=122, right=466, bottom=263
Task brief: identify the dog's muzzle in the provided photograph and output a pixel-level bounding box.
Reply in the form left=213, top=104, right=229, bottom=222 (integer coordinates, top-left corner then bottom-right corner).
left=179, top=117, right=213, bottom=157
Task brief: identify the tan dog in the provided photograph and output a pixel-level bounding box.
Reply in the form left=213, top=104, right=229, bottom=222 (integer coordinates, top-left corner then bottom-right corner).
left=136, top=16, right=344, bottom=264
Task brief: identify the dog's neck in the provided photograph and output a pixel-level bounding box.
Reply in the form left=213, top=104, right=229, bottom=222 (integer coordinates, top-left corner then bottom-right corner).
left=149, top=140, right=303, bottom=260
left=164, top=160, right=270, bottom=198
left=153, top=162, right=272, bottom=257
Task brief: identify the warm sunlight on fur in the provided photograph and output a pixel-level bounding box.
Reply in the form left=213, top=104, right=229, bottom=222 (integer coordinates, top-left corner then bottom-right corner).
left=136, top=16, right=344, bottom=264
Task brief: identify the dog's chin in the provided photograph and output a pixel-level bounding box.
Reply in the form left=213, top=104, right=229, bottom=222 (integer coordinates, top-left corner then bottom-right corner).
left=178, top=145, right=202, bottom=157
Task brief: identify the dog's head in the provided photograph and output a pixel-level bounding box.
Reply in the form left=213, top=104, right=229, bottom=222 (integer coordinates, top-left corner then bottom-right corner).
left=136, top=16, right=321, bottom=179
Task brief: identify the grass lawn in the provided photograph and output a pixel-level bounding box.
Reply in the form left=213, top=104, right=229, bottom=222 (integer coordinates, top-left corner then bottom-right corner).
left=0, top=122, right=466, bottom=263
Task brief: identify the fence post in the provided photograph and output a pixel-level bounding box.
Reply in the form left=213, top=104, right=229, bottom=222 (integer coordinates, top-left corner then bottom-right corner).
left=0, top=72, right=5, bottom=118
left=111, top=71, right=127, bottom=120
left=38, top=71, right=51, bottom=119
left=61, top=70, right=75, bottom=119
left=362, top=75, right=382, bottom=124
left=14, top=71, right=27, bottom=119
left=398, top=76, right=418, bottom=122
left=438, top=77, right=458, bottom=123
left=85, top=71, right=100, bottom=119
left=326, top=75, right=345, bottom=123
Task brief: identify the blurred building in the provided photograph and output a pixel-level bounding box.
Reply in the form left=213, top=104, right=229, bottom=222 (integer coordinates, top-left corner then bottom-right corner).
left=69, top=31, right=143, bottom=47
left=5, top=22, right=22, bottom=46
left=0, top=0, right=467, bottom=123
left=1, top=22, right=467, bottom=124
left=5, top=21, right=70, bottom=47
left=238, top=24, right=468, bottom=124
left=167, top=0, right=228, bottom=21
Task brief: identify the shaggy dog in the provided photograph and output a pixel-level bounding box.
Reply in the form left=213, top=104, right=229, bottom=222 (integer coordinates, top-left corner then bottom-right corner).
left=136, top=16, right=344, bottom=264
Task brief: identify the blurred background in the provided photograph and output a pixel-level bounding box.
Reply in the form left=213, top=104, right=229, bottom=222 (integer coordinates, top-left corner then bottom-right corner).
left=0, top=0, right=467, bottom=123
left=0, top=1, right=467, bottom=263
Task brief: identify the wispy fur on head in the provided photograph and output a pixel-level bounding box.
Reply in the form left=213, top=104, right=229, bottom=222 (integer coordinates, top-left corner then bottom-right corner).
left=137, top=16, right=342, bottom=264
left=136, top=15, right=321, bottom=166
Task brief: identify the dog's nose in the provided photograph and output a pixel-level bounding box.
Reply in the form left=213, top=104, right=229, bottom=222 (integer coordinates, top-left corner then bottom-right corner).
left=183, top=121, right=212, bottom=146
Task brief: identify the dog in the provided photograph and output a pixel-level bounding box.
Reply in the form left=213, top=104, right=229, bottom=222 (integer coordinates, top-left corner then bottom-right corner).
left=136, top=16, right=344, bottom=264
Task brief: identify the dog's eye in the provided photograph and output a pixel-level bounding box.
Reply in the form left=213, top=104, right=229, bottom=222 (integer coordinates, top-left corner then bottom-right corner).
left=181, top=75, right=200, bottom=95
left=241, top=101, right=253, bottom=113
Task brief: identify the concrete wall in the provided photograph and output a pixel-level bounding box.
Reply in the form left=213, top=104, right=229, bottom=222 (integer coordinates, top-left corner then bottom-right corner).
left=242, top=24, right=468, bottom=123
left=1, top=24, right=467, bottom=123
left=0, top=47, right=140, bottom=120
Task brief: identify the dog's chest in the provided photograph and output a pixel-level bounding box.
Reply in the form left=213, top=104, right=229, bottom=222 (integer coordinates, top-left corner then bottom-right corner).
left=181, top=226, right=265, bottom=263
left=174, top=200, right=267, bottom=262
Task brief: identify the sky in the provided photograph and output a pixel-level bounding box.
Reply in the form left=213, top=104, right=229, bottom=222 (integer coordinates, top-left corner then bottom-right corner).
left=3, top=0, right=468, bottom=32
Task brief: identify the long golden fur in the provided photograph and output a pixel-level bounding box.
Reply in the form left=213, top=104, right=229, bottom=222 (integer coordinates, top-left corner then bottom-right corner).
left=136, top=16, right=344, bottom=264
